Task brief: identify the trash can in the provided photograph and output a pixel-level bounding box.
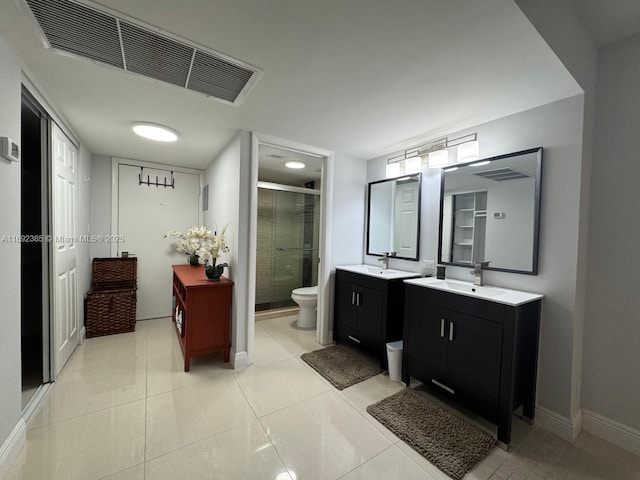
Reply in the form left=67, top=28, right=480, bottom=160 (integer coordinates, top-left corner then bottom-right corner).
left=386, top=340, right=403, bottom=381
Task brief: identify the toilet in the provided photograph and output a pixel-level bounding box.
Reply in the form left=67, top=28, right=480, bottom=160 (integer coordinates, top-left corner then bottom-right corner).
left=291, top=285, right=318, bottom=328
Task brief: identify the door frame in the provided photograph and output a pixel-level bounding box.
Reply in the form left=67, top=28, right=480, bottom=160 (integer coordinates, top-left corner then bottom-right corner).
left=248, top=133, right=334, bottom=363
left=20, top=87, right=53, bottom=400
left=109, top=157, right=204, bottom=257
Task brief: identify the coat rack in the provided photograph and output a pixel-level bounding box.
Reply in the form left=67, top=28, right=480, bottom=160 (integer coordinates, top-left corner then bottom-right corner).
left=138, top=167, right=175, bottom=188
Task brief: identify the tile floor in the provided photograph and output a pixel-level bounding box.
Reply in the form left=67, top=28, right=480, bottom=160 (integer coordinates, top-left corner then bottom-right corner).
left=6, top=314, right=640, bottom=480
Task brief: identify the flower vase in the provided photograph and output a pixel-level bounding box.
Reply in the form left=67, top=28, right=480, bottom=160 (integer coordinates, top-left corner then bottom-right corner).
left=205, top=262, right=227, bottom=281
left=189, top=254, right=199, bottom=266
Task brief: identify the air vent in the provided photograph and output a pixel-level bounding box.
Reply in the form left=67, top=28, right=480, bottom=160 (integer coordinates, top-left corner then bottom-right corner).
left=472, top=167, right=530, bottom=182
left=24, top=0, right=260, bottom=104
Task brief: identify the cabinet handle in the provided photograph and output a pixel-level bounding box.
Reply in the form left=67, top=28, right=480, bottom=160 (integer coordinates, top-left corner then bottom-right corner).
left=432, top=379, right=455, bottom=395
left=440, top=319, right=445, bottom=338
left=356, top=292, right=361, bottom=306
left=352, top=291, right=356, bottom=305
left=449, top=321, right=454, bottom=341
left=348, top=335, right=361, bottom=344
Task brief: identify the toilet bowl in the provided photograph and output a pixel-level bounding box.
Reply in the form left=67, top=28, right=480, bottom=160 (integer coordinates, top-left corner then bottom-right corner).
left=291, top=285, right=318, bottom=328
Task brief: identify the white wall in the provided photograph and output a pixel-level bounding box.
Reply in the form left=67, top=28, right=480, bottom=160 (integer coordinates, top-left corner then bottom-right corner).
left=89, top=155, right=112, bottom=259
left=366, top=95, right=586, bottom=430
left=583, top=32, right=640, bottom=433
left=0, top=36, right=24, bottom=470
left=203, top=131, right=252, bottom=364
left=329, top=154, right=367, bottom=267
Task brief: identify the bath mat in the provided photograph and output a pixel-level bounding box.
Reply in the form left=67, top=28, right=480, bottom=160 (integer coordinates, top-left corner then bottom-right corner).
left=367, top=388, right=495, bottom=480
left=301, top=345, right=379, bottom=390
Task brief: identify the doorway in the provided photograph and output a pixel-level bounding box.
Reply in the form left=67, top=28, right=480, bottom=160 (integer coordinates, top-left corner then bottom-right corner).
left=20, top=88, right=51, bottom=407
left=248, top=133, right=334, bottom=365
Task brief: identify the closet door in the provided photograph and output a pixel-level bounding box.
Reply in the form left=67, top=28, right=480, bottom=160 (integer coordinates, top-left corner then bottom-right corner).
left=52, top=123, right=79, bottom=374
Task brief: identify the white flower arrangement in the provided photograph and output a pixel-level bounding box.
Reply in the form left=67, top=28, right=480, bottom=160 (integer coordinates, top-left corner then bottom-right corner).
left=165, top=225, right=229, bottom=266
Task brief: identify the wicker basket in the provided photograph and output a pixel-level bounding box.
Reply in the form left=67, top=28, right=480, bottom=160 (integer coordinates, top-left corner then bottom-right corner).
left=91, top=257, right=137, bottom=290
left=85, top=288, right=137, bottom=338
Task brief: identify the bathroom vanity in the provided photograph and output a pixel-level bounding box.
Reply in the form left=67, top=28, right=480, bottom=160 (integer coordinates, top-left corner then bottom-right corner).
left=402, top=277, right=543, bottom=448
left=334, top=265, right=419, bottom=369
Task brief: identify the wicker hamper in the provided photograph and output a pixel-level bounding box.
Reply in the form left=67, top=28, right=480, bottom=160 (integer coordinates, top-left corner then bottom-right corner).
left=85, top=288, right=137, bottom=338
left=91, top=257, right=137, bottom=289
left=85, top=257, right=137, bottom=337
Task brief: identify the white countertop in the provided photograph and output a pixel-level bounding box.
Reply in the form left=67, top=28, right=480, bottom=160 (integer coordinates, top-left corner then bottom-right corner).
left=404, top=276, right=543, bottom=306
left=336, top=264, right=421, bottom=280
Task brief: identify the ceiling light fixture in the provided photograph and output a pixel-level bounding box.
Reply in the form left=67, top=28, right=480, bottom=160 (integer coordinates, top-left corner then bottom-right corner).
left=132, top=122, right=179, bottom=142
left=285, top=160, right=306, bottom=169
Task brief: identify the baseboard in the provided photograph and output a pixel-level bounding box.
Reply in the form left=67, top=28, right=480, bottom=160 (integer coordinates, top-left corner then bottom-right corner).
left=230, top=349, right=249, bottom=369
left=583, top=409, right=640, bottom=456
left=21, top=383, right=52, bottom=427
left=0, top=418, right=26, bottom=480
left=535, top=405, right=582, bottom=442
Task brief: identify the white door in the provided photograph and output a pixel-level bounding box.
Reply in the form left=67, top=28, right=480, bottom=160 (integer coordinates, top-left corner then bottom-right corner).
left=52, top=123, right=79, bottom=375
left=116, top=164, right=200, bottom=319
left=393, top=180, right=419, bottom=258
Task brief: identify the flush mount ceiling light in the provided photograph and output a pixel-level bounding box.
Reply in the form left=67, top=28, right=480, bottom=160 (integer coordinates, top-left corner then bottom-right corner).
left=132, top=122, right=179, bottom=142
left=285, top=160, right=306, bottom=169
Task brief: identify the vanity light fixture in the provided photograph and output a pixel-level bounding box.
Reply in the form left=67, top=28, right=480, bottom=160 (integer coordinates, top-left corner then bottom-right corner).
left=457, top=140, right=480, bottom=162
left=132, top=122, right=179, bottom=142
left=285, top=160, right=306, bottom=169
left=404, top=154, right=422, bottom=174
left=428, top=149, right=449, bottom=168
left=385, top=160, right=402, bottom=178
left=386, top=132, right=479, bottom=173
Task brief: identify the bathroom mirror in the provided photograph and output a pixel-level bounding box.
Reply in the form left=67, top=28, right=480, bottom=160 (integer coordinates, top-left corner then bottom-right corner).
left=367, top=173, right=421, bottom=260
left=438, top=147, right=542, bottom=274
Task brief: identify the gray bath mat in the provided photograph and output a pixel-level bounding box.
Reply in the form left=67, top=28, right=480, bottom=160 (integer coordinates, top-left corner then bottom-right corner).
left=367, top=388, right=495, bottom=480
left=301, top=345, right=379, bottom=390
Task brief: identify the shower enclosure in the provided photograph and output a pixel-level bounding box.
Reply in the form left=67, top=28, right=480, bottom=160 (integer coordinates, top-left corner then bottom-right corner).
left=256, top=182, right=320, bottom=311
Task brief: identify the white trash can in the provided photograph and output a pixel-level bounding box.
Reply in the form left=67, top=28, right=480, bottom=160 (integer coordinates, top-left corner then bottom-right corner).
left=386, top=340, right=403, bottom=381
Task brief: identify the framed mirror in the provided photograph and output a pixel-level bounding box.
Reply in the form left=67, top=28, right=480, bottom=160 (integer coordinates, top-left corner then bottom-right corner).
left=438, top=147, right=542, bottom=274
left=367, top=173, right=421, bottom=260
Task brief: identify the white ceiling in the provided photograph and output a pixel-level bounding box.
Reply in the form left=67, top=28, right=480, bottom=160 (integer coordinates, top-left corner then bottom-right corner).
left=0, top=0, right=615, bottom=170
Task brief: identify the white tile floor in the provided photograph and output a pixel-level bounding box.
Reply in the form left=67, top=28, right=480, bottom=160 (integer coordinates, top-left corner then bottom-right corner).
left=6, top=314, right=640, bottom=480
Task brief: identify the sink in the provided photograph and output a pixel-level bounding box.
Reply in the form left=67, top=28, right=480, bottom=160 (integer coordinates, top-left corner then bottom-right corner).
left=429, top=280, right=507, bottom=298
left=404, top=277, right=543, bottom=306
left=336, top=264, right=420, bottom=280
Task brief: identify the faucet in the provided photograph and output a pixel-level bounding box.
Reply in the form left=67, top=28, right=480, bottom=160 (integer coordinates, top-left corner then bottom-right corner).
left=378, top=252, right=397, bottom=270
left=470, top=261, right=491, bottom=286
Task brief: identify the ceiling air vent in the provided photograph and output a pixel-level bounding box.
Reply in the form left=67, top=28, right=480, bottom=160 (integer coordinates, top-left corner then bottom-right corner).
left=23, top=0, right=261, bottom=105
left=25, top=0, right=123, bottom=68
left=472, top=167, right=530, bottom=182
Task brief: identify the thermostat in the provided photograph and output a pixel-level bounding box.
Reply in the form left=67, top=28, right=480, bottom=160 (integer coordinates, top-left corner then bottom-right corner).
left=1, top=137, right=20, bottom=163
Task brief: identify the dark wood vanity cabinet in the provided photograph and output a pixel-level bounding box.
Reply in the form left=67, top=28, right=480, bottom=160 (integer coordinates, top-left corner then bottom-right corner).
left=403, top=284, right=541, bottom=448
left=334, top=269, right=409, bottom=370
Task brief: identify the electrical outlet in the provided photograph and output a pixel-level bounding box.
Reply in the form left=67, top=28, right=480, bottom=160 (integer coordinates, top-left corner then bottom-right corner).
left=424, top=260, right=435, bottom=269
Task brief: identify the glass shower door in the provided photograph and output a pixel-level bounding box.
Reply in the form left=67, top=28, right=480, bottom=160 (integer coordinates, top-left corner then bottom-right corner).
left=256, top=186, right=320, bottom=311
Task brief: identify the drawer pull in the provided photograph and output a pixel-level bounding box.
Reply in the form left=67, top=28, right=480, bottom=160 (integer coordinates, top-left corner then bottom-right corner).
left=432, top=379, right=455, bottom=395
left=440, top=318, right=445, bottom=338
left=449, top=321, right=454, bottom=341
left=347, top=335, right=361, bottom=344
